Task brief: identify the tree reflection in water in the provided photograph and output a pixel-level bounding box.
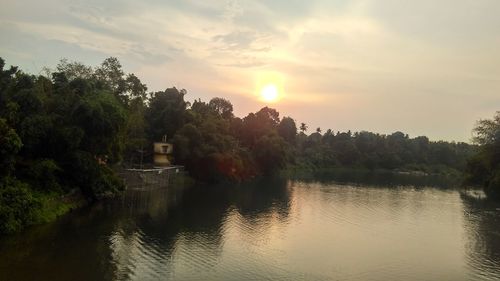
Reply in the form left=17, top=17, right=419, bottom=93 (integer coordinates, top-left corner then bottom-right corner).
left=461, top=192, right=500, bottom=280
left=3, top=176, right=500, bottom=281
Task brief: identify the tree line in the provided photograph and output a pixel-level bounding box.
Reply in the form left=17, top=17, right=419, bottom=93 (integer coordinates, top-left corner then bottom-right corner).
left=295, top=129, right=476, bottom=174
left=0, top=56, right=497, bottom=233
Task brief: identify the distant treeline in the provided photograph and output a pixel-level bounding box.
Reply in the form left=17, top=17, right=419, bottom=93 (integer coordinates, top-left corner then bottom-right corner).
left=295, top=130, right=476, bottom=174
left=0, top=56, right=497, bottom=234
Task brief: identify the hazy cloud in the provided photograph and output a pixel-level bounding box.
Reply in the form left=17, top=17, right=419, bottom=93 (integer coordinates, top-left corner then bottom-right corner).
left=213, top=31, right=271, bottom=51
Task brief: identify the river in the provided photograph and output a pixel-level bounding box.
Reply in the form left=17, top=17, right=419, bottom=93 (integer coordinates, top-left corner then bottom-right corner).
left=1, top=172, right=499, bottom=281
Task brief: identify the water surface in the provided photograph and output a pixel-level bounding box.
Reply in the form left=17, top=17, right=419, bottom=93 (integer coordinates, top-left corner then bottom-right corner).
left=1, top=174, right=499, bottom=281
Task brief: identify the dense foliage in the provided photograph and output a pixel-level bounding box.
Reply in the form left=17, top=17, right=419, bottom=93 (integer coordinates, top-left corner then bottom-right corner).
left=295, top=130, right=476, bottom=174
left=466, top=112, right=500, bottom=198
left=0, top=57, right=133, bottom=233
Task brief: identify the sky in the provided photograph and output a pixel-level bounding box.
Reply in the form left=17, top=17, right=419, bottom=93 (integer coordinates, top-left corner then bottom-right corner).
left=1, top=0, right=500, bottom=142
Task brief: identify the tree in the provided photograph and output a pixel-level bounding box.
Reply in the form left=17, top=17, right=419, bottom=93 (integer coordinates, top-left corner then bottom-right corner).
left=0, top=57, right=131, bottom=233
left=239, top=107, right=280, bottom=147
left=277, top=117, right=297, bottom=144
left=172, top=102, right=253, bottom=182
left=146, top=88, right=188, bottom=142
left=0, top=118, right=22, bottom=176
left=256, top=107, right=280, bottom=126
left=55, top=57, right=147, bottom=105
left=125, top=73, right=147, bottom=100
left=123, top=97, right=148, bottom=164
left=254, top=133, right=288, bottom=175
left=300, top=122, right=308, bottom=133
left=94, top=57, right=126, bottom=98
left=209, top=97, right=233, bottom=119
left=473, top=111, right=500, bottom=146
left=467, top=111, right=500, bottom=198
left=0, top=58, right=18, bottom=94
left=55, top=58, right=93, bottom=81
left=0, top=179, right=40, bottom=234
left=72, top=91, right=127, bottom=161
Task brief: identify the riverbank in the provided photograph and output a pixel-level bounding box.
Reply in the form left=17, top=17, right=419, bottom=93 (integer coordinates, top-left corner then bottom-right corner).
left=31, top=190, right=87, bottom=224
left=0, top=186, right=87, bottom=234
left=286, top=162, right=463, bottom=176
left=283, top=166, right=464, bottom=188
left=0, top=170, right=195, bottom=235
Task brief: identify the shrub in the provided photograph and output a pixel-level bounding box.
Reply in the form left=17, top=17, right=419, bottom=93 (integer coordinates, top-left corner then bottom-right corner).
left=0, top=178, right=40, bottom=234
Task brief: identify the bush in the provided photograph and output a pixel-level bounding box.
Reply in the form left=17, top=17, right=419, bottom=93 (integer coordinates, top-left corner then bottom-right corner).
left=26, top=159, right=62, bottom=192
left=68, top=151, right=124, bottom=201
left=0, top=118, right=22, bottom=176
left=0, top=178, right=40, bottom=234
left=485, top=168, right=500, bottom=199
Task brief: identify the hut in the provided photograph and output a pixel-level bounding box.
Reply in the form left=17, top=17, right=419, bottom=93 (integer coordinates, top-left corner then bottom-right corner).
left=153, top=135, right=173, bottom=167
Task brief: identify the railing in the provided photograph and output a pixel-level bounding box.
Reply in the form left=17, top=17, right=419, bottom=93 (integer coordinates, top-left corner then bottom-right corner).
left=117, top=166, right=185, bottom=190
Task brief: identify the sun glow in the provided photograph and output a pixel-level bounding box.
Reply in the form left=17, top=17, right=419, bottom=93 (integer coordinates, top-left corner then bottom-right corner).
left=256, top=71, right=285, bottom=103
left=260, top=84, right=279, bottom=102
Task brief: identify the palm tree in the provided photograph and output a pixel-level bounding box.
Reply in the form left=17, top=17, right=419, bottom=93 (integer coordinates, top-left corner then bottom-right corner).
left=300, top=122, right=308, bottom=133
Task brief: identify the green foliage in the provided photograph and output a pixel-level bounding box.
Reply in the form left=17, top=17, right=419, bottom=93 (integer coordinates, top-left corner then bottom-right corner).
left=472, top=112, right=500, bottom=146
left=72, top=91, right=127, bottom=161
left=299, top=122, right=308, bottom=133
left=94, top=57, right=127, bottom=100
left=68, top=151, right=124, bottom=201
left=254, top=133, right=288, bottom=175
left=466, top=111, right=500, bottom=198
left=0, top=118, right=22, bottom=175
left=123, top=97, right=148, bottom=164
left=296, top=130, right=476, bottom=173
left=55, top=58, right=93, bottom=81
left=0, top=178, right=40, bottom=234
left=0, top=57, right=131, bottom=233
left=26, top=159, right=62, bottom=192
left=238, top=107, right=280, bottom=147
left=209, top=97, right=234, bottom=119
left=0, top=177, right=80, bottom=234
left=146, top=88, right=188, bottom=142
left=172, top=99, right=258, bottom=182
left=31, top=192, right=80, bottom=224
left=278, top=117, right=297, bottom=144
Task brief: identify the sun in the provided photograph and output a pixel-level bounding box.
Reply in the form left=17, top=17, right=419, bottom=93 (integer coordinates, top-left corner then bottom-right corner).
left=255, top=71, right=285, bottom=103
left=260, top=84, right=279, bottom=102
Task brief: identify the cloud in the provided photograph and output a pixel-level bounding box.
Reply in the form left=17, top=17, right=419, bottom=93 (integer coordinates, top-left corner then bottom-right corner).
left=364, top=0, right=500, bottom=44
left=213, top=31, right=271, bottom=52
left=217, top=60, right=268, bottom=68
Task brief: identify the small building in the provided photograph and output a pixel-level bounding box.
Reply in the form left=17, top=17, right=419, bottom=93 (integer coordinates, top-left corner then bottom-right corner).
left=153, top=140, right=173, bottom=167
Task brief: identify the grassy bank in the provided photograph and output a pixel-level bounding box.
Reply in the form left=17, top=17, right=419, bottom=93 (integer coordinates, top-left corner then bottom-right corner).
left=32, top=191, right=87, bottom=224
left=0, top=170, right=196, bottom=235
left=0, top=183, right=87, bottom=235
